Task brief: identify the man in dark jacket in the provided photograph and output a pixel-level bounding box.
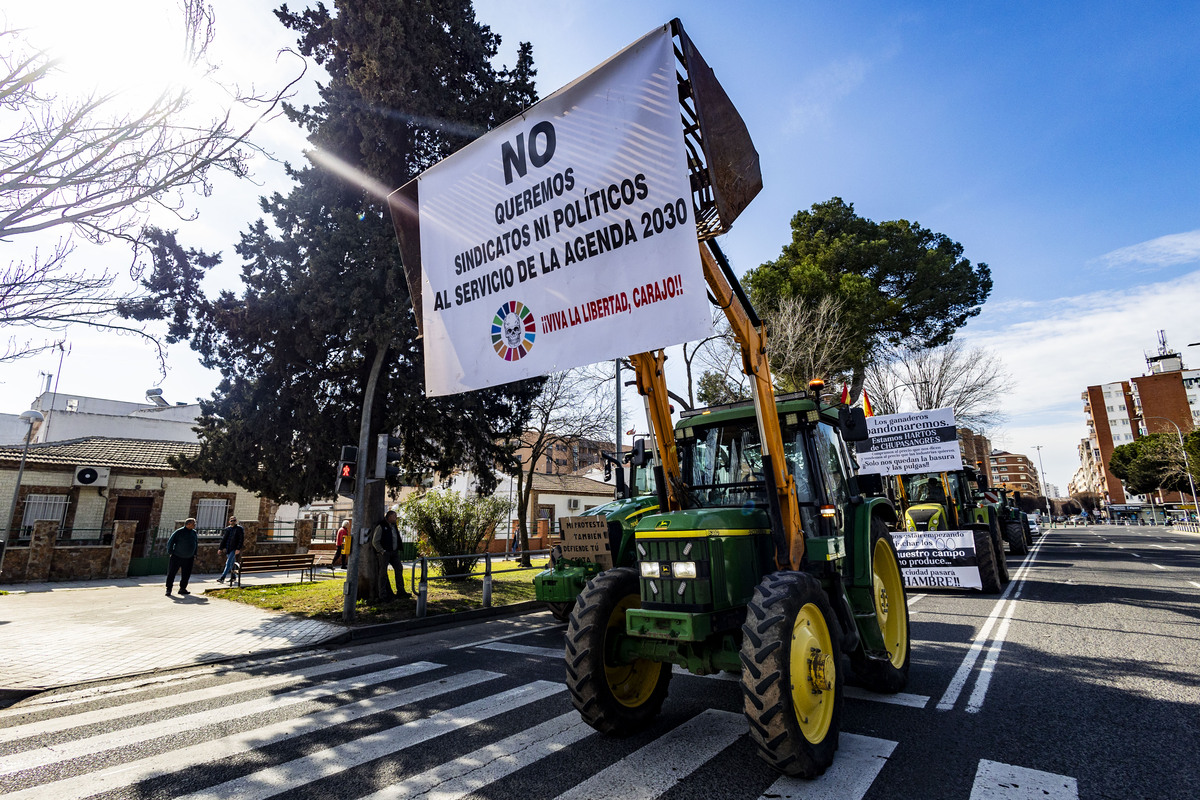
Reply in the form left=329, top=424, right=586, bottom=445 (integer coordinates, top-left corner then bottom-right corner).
left=166, top=518, right=199, bottom=596
left=370, top=510, right=411, bottom=599
left=217, top=515, right=244, bottom=585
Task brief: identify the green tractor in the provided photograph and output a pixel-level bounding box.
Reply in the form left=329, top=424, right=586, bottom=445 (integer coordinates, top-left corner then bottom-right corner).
left=986, top=486, right=1033, bottom=556
left=563, top=244, right=912, bottom=779
left=893, top=468, right=1010, bottom=593
left=533, top=441, right=658, bottom=622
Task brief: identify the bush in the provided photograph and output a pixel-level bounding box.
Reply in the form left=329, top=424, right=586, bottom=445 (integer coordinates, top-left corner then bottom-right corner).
left=400, top=490, right=511, bottom=579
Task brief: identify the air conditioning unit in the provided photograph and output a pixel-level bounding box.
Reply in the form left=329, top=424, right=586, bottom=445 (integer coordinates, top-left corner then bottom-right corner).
left=567, top=498, right=580, bottom=510
left=73, top=466, right=111, bottom=487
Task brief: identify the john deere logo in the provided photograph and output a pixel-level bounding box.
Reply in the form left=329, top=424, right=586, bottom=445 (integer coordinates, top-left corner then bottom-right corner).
left=491, top=301, right=535, bottom=361
left=656, top=519, right=671, bottom=529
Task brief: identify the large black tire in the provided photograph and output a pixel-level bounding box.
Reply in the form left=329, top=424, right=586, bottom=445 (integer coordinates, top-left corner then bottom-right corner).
left=741, top=572, right=843, bottom=778
left=1004, top=520, right=1029, bottom=556
left=989, top=514, right=1010, bottom=584
left=565, top=568, right=671, bottom=735
left=972, top=527, right=1003, bottom=593
left=1023, top=518, right=1035, bottom=545
left=547, top=601, right=575, bottom=622
left=850, top=518, right=911, bottom=694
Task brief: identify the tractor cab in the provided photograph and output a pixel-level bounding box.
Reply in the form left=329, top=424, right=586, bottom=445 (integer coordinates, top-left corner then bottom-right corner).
left=896, top=471, right=976, bottom=531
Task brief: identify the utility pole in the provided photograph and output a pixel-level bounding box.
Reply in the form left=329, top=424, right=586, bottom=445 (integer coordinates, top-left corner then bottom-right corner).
left=615, top=358, right=622, bottom=464
left=1032, top=445, right=1052, bottom=522
left=343, top=345, right=388, bottom=625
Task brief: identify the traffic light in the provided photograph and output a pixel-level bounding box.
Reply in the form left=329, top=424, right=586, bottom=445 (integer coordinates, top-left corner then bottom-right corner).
left=375, top=434, right=403, bottom=480
left=335, top=445, right=358, bottom=497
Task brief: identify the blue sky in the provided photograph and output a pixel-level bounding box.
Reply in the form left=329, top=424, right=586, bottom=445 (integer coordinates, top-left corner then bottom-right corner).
left=4, top=0, right=1200, bottom=492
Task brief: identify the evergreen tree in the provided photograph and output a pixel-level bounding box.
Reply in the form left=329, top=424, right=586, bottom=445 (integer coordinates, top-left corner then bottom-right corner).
left=123, top=0, right=542, bottom=600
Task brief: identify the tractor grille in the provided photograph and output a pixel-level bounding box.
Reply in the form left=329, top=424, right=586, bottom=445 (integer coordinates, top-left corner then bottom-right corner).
left=638, top=536, right=713, bottom=611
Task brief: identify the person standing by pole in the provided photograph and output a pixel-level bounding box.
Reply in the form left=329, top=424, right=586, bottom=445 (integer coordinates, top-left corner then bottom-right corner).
left=332, top=519, right=351, bottom=569
left=370, top=510, right=411, bottom=599
left=216, top=516, right=244, bottom=585
left=166, top=518, right=198, bottom=596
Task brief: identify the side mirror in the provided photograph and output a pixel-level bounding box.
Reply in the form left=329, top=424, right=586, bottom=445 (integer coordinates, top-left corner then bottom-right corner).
left=630, top=437, right=650, bottom=467
left=839, top=406, right=869, bottom=442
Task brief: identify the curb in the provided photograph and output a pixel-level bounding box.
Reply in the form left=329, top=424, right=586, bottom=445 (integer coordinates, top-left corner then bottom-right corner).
left=347, top=600, right=546, bottom=640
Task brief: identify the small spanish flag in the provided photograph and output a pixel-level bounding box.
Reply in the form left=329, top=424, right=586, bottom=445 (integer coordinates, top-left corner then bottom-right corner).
left=862, top=389, right=874, bottom=417
left=839, top=384, right=849, bottom=405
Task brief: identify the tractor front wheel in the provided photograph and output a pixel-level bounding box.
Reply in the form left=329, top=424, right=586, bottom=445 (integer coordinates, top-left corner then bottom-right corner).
left=547, top=601, right=575, bottom=622
left=565, top=568, right=671, bottom=735
left=1005, top=520, right=1029, bottom=556
left=851, top=518, right=911, bottom=693
left=973, top=526, right=1004, bottom=594
left=741, top=571, right=843, bottom=778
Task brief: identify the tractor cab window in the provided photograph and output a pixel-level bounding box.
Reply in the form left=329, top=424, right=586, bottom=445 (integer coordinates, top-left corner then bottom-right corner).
left=900, top=473, right=948, bottom=506
left=680, top=422, right=768, bottom=507
left=945, top=472, right=972, bottom=509
left=813, top=423, right=852, bottom=516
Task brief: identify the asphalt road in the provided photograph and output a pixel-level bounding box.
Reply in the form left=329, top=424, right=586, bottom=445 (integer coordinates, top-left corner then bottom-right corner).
left=1, top=525, right=1195, bottom=800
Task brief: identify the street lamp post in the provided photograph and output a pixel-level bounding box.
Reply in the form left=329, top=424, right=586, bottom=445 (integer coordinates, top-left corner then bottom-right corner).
left=1135, top=415, right=1198, bottom=524
left=1032, top=444, right=1052, bottom=523
left=0, top=410, right=45, bottom=576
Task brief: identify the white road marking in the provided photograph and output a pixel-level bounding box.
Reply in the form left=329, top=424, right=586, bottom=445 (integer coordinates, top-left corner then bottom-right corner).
left=844, top=685, right=930, bottom=708
left=759, top=732, right=897, bottom=800
left=178, top=681, right=565, bottom=800
left=553, top=709, right=745, bottom=800
left=1131, top=553, right=1142, bottom=558
left=450, top=623, right=564, bottom=650
left=1152, top=563, right=1166, bottom=570
left=360, top=712, right=594, bottom=800
left=2, top=669, right=505, bottom=800
left=938, top=533, right=1047, bottom=712
left=478, top=641, right=565, bottom=658
left=0, top=661, right=444, bottom=775
left=969, top=759, right=1078, bottom=799
left=0, top=651, right=314, bottom=714
left=672, top=665, right=740, bottom=681
left=0, top=653, right=395, bottom=744
left=1188, top=581, right=1200, bottom=589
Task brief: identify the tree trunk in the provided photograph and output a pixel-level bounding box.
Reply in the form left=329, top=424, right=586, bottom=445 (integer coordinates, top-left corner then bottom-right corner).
left=356, top=478, right=393, bottom=601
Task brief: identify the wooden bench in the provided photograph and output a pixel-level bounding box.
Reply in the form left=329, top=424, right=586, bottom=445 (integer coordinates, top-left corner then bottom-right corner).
left=234, top=553, right=316, bottom=587
left=308, top=542, right=338, bottom=569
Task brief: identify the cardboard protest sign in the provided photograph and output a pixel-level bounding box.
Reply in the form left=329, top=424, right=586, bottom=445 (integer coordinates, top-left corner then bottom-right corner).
left=888, top=530, right=982, bottom=590
left=398, top=24, right=712, bottom=396
left=558, top=515, right=613, bottom=568
left=854, top=408, right=963, bottom=475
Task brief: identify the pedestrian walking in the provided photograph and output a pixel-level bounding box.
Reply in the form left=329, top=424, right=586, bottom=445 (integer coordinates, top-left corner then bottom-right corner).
left=332, top=519, right=351, bottom=569
left=166, top=518, right=199, bottom=596
left=370, top=510, right=411, bottom=599
left=216, top=516, right=244, bottom=585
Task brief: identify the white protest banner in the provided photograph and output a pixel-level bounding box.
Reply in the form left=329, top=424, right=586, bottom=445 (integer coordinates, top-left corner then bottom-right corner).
left=558, top=516, right=613, bottom=568
left=411, top=25, right=711, bottom=396
left=888, top=530, right=982, bottom=590
left=854, top=407, right=963, bottom=475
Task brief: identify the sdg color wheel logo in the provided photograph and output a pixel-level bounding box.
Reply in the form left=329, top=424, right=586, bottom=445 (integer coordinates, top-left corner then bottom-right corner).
left=491, top=301, right=535, bottom=361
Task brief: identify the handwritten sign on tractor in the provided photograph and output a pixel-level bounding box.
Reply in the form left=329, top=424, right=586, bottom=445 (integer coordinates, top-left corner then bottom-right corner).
left=559, top=515, right=613, bottom=569
left=390, top=24, right=712, bottom=396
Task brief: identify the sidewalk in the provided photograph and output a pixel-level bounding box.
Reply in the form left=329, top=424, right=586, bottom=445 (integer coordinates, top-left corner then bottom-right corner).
left=0, top=571, right=349, bottom=696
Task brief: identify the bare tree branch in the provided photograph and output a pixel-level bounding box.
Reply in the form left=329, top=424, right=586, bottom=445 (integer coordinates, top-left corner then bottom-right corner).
left=863, top=341, right=1010, bottom=431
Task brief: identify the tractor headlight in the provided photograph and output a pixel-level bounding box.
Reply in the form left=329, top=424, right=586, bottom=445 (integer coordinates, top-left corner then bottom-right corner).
left=671, top=561, right=697, bottom=579
left=640, top=561, right=661, bottom=578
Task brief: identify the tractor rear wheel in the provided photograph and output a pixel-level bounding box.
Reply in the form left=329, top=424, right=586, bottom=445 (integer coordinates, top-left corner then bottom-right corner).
left=989, top=515, right=1010, bottom=584
left=565, top=567, right=671, bottom=735
left=547, top=601, right=575, bottom=622
left=741, top=571, right=843, bottom=777
left=973, top=526, right=1003, bottom=593
left=1023, top=518, right=1035, bottom=545
left=851, top=518, right=911, bottom=693
left=1005, top=520, right=1029, bottom=556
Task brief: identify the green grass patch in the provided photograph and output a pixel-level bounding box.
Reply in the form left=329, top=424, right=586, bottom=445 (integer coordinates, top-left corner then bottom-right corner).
left=207, top=558, right=550, bottom=626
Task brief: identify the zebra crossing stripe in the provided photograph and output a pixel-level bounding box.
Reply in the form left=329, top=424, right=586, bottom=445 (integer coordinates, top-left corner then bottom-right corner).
left=0, top=652, right=314, bottom=714
left=450, top=622, right=565, bottom=649
left=758, top=732, right=897, bottom=800
left=553, top=709, right=746, bottom=800
left=969, top=760, right=1078, bottom=799
left=360, top=712, right=594, bottom=800
left=0, top=661, right=445, bottom=776
left=2, top=669, right=505, bottom=800
left=478, top=641, right=564, bottom=658
left=176, top=680, right=567, bottom=800
left=0, top=653, right=395, bottom=744
left=843, top=686, right=930, bottom=708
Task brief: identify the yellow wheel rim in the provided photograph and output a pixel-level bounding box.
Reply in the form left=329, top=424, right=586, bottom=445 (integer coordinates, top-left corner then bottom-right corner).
left=789, top=602, right=836, bottom=743
left=604, top=594, right=661, bottom=708
left=873, top=537, right=909, bottom=668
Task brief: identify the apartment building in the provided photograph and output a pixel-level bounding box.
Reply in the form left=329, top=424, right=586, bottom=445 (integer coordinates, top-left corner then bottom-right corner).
left=990, top=451, right=1041, bottom=494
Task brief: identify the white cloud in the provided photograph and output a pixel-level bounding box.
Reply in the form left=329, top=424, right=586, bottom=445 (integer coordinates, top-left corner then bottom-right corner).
left=785, top=56, right=871, bottom=134
left=1095, top=230, right=1200, bottom=271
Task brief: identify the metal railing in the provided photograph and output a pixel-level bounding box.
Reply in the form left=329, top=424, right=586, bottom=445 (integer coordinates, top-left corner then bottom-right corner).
left=410, top=549, right=551, bottom=618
